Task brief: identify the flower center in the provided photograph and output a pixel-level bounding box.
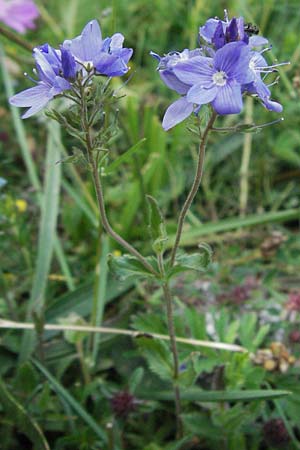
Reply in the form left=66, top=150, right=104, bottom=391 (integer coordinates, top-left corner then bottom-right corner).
left=212, top=70, right=227, bottom=86
left=249, top=58, right=257, bottom=72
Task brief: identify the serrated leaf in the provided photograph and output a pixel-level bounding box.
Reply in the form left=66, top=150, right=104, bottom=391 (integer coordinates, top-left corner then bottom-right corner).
left=136, top=338, right=173, bottom=381
left=167, top=243, right=212, bottom=278
left=146, top=195, right=168, bottom=253
left=108, top=254, right=157, bottom=280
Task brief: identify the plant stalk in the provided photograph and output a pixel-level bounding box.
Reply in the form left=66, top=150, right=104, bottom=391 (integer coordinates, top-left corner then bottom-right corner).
left=170, top=111, right=217, bottom=266
left=79, top=87, right=158, bottom=277
left=239, top=96, right=254, bottom=217
left=157, top=252, right=182, bottom=437
left=162, top=281, right=183, bottom=438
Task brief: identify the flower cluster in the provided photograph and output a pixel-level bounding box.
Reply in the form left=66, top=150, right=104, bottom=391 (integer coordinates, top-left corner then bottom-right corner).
left=9, top=20, right=133, bottom=118
left=0, top=0, right=39, bottom=34
left=152, top=11, right=285, bottom=130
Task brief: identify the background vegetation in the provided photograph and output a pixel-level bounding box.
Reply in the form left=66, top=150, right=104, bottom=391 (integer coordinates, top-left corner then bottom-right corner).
left=0, top=0, right=300, bottom=448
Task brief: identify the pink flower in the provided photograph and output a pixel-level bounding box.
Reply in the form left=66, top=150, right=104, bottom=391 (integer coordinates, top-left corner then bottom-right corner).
left=0, top=0, right=39, bottom=34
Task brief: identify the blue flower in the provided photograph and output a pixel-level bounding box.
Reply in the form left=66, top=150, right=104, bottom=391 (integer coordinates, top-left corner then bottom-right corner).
left=9, top=45, right=71, bottom=118
left=151, top=49, right=203, bottom=130
left=174, top=42, right=253, bottom=115
left=243, top=51, right=283, bottom=112
left=63, top=20, right=133, bottom=77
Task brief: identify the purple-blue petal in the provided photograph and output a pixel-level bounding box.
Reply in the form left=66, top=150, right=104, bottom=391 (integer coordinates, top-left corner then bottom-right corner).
left=9, top=83, right=53, bottom=118
left=162, top=97, right=194, bottom=130
left=110, top=33, right=125, bottom=49
left=262, top=98, right=283, bottom=113
left=173, top=56, right=214, bottom=85
left=214, top=41, right=253, bottom=84
left=212, top=20, right=226, bottom=49
left=199, top=18, right=225, bottom=43
left=249, top=35, right=268, bottom=48
left=211, top=80, right=243, bottom=115
left=61, top=46, right=76, bottom=80
left=94, top=53, right=128, bottom=76
left=160, top=70, right=189, bottom=95
left=226, top=18, right=238, bottom=42
left=187, top=83, right=217, bottom=105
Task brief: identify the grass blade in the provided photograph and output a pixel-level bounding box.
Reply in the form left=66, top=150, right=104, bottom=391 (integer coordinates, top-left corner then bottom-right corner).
left=20, top=122, right=62, bottom=362
left=168, top=208, right=300, bottom=247
left=32, top=359, right=107, bottom=443
left=140, top=389, right=291, bottom=402
left=1, top=45, right=74, bottom=291
left=91, top=235, right=110, bottom=360
left=105, top=138, right=146, bottom=174
left=0, top=377, right=50, bottom=450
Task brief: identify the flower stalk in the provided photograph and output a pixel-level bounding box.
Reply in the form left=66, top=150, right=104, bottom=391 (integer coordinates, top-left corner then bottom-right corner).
left=78, top=86, right=159, bottom=278
left=170, top=111, right=217, bottom=266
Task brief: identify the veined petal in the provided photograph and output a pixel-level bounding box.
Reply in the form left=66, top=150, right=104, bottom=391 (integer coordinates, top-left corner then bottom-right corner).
left=212, top=80, right=243, bottom=114
left=51, top=76, right=71, bottom=95
left=61, top=46, right=76, bottom=79
left=249, top=35, right=268, bottom=48
left=187, top=83, right=217, bottom=105
left=162, top=97, right=194, bottom=130
left=33, top=48, right=57, bottom=84
left=94, top=53, right=128, bottom=76
left=80, top=20, right=103, bottom=61
left=174, top=56, right=214, bottom=85
left=200, top=18, right=225, bottom=43
left=9, top=83, right=52, bottom=119
left=160, top=70, right=189, bottom=95
left=21, top=97, right=51, bottom=119
left=9, top=83, right=52, bottom=107
left=262, top=98, right=283, bottom=113
left=214, top=41, right=252, bottom=84
left=65, top=20, right=102, bottom=62
left=112, top=47, right=133, bottom=64
left=110, top=33, right=125, bottom=49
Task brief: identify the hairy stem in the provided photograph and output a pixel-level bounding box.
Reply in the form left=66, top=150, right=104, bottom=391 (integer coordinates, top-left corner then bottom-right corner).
left=80, top=87, right=158, bottom=277
left=158, top=253, right=182, bottom=437
left=170, top=112, right=217, bottom=266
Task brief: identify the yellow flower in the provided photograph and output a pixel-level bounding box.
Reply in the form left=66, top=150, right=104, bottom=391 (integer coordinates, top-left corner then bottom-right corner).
left=15, top=199, right=27, bottom=213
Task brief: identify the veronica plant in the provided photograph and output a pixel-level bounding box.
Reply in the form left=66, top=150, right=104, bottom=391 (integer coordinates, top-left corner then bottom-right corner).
left=9, top=11, right=287, bottom=439
left=150, top=10, right=287, bottom=434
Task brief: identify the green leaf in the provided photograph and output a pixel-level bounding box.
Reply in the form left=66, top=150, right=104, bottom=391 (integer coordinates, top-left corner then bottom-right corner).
left=0, top=377, right=50, bottom=450
left=108, top=254, right=157, bottom=280
left=32, top=359, right=107, bottom=442
left=146, top=195, right=168, bottom=253
left=167, top=244, right=212, bottom=278
left=140, top=388, right=291, bottom=402
left=136, top=338, right=173, bottom=381
left=129, top=367, right=144, bottom=394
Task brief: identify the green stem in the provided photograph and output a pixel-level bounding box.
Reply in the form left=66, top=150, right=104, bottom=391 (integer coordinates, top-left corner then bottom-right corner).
left=79, top=86, right=159, bottom=277
left=170, top=111, right=217, bottom=266
left=0, top=24, right=33, bottom=52
left=157, top=253, right=182, bottom=438
left=239, top=96, right=253, bottom=217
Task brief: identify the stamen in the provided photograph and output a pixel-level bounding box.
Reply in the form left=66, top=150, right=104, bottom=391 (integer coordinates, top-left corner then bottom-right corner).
left=224, top=9, right=229, bottom=23
left=24, top=72, right=38, bottom=84
left=257, top=61, right=290, bottom=70
left=266, top=76, right=280, bottom=88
